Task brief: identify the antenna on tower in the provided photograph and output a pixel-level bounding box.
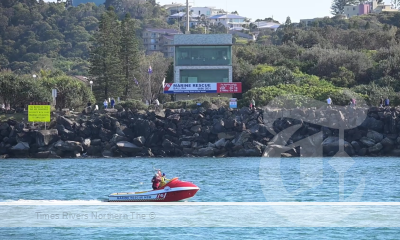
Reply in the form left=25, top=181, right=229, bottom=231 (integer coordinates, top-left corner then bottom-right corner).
left=186, top=0, right=190, bottom=34
left=65, top=0, right=73, bottom=8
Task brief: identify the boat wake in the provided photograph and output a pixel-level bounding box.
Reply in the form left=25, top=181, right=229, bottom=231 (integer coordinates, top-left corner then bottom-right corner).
left=1, top=199, right=105, bottom=204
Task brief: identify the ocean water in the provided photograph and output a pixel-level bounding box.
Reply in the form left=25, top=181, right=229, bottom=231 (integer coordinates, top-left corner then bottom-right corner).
left=0, top=157, right=399, bottom=238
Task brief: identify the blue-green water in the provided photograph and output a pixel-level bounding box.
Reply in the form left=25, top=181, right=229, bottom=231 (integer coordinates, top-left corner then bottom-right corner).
left=0, top=157, right=400, bottom=238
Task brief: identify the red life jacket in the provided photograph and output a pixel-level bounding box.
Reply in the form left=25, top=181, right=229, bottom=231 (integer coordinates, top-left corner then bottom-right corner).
left=152, top=176, right=161, bottom=188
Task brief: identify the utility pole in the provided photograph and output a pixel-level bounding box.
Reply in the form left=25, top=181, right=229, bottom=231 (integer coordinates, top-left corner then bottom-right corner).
left=186, top=0, right=190, bottom=34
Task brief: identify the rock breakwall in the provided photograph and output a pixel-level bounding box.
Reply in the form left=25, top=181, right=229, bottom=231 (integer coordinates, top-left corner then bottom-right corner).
left=1, top=106, right=399, bottom=159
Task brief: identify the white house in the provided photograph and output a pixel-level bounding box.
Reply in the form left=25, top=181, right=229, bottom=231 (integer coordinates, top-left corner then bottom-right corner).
left=168, top=12, right=200, bottom=28
left=163, top=3, right=190, bottom=15
left=191, top=6, right=223, bottom=17
left=208, top=14, right=249, bottom=30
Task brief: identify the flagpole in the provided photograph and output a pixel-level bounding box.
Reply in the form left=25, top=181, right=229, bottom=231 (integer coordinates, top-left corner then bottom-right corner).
left=148, top=66, right=152, bottom=105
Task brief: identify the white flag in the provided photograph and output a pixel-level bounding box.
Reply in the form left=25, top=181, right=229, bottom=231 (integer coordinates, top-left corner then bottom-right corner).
left=162, top=78, right=165, bottom=88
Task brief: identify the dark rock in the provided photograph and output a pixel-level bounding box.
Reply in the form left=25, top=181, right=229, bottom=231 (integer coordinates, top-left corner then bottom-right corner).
left=99, top=128, right=113, bottom=142
left=389, top=149, right=400, bottom=157
left=54, top=140, right=83, bottom=153
left=358, top=148, right=367, bottom=156
left=87, top=145, right=103, bottom=156
left=217, top=132, right=236, bottom=140
left=134, top=119, right=156, bottom=140
left=360, top=137, right=376, bottom=147
left=361, top=117, right=384, bottom=132
left=368, top=143, right=383, bottom=153
left=102, top=150, right=113, bottom=158
left=322, top=137, right=354, bottom=156
left=211, top=119, right=225, bottom=134
left=351, top=141, right=361, bottom=153
left=116, top=141, right=142, bottom=153
left=36, top=129, right=59, bottom=147
left=162, top=139, right=178, bottom=149
left=91, top=139, right=102, bottom=146
left=110, top=134, right=129, bottom=144
left=366, top=130, right=383, bottom=143
left=214, top=138, right=226, bottom=148
left=193, top=147, right=215, bottom=157
left=10, top=142, right=30, bottom=157
left=233, top=131, right=251, bottom=146
left=57, top=116, right=74, bottom=130
left=167, top=114, right=180, bottom=124
left=132, top=136, right=146, bottom=147
left=381, top=137, right=394, bottom=148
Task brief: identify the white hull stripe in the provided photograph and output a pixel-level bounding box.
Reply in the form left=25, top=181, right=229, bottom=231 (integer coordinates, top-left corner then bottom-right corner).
left=109, top=187, right=199, bottom=197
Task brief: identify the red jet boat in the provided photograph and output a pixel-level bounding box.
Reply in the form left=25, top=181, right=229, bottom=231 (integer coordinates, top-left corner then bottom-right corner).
left=108, top=177, right=200, bottom=202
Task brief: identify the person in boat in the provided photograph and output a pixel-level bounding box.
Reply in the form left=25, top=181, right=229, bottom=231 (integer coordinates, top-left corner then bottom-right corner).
left=161, top=173, right=169, bottom=183
left=159, top=173, right=170, bottom=188
left=151, top=173, right=161, bottom=190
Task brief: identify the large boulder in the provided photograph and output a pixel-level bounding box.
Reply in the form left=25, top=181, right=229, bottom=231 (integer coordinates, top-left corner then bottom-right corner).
left=167, top=114, right=180, bottom=124
left=381, top=137, right=394, bottom=148
left=233, top=131, right=251, bottom=146
left=211, top=119, right=225, bottom=134
left=368, top=143, right=383, bottom=153
left=10, top=142, right=30, bottom=157
left=116, top=141, right=142, bottom=153
left=359, top=137, right=376, bottom=147
left=322, top=136, right=354, bottom=156
left=134, top=119, right=156, bottom=140
left=36, top=129, right=59, bottom=147
left=110, top=134, right=129, bottom=144
left=99, top=128, right=114, bottom=142
left=132, top=136, right=146, bottom=147
left=366, top=130, right=384, bottom=143
left=54, top=140, right=83, bottom=153
left=217, top=132, right=236, bottom=140
left=214, top=138, right=226, bottom=148
left=193, top=147, right=215, bottom=157
left=360, top=117, right=384, bottom=132
left=57, top=116, right=74, bottom=130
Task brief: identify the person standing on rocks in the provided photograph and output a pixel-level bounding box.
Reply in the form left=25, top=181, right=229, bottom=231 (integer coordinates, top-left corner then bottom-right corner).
left=103, top=99, right=108, bottom=109
left=251, top=98, right=256, bottom=110
left=154, top=98, right=160, bottom=111
left=384, top=97, right=390, bottom=107
left=110, top=98, right=115, bottom=109
left=327, top=97, right=332, bottom=108
left=380, top=96, right=384, bottom=107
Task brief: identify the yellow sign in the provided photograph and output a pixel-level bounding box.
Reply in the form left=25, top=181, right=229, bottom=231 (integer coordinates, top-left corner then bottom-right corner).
left=28, top=105, right=51, bottom=122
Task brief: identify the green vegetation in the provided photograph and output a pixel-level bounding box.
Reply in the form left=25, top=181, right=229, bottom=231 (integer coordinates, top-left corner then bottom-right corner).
left=0, top=70, right=95, bottom=110
left=2, top=0, right=400, bottom=109
left=163, top=97, right=231, bottom=109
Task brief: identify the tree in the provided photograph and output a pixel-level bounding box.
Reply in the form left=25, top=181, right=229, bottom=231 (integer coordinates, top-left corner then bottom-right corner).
left=41, top=75, right=96, bottom=109
left=120, top=13, right=140, bottom=99
left=89, top=7, right=123, bottom=101
left=331, top=0, right=358, bottom=15
left=135, top=52, right=171, bottom=103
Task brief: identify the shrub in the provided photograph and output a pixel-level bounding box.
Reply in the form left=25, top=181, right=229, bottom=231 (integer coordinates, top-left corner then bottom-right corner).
left=118, top=99, right=148, bottom=110
left=162, top=97, right=231, bottom=109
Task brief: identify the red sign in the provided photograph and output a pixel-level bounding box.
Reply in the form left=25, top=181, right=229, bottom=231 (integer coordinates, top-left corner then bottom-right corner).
left=29, top=102, right=50, bottom=105
left=217, top=83, right=242, bottom=93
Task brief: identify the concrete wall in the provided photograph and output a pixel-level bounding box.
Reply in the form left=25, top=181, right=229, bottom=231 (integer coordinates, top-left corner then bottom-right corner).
left=175, top=93, right=232, bottom=101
